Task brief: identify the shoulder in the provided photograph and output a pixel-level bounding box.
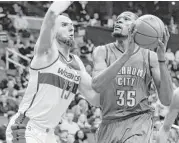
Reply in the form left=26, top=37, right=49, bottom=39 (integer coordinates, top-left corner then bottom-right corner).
left=72, top=54, right=86, bottom=71
left=93, top=42, right=115, bottom=57
left=93, top=44, right=111, bottom=61
left=93, top=45, right=106, bottom=57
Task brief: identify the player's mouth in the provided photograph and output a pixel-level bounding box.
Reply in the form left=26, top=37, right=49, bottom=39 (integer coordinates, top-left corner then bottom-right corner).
left=114, top=25, right=122, bottom=31
left=69, top=34, right=74, bottom=39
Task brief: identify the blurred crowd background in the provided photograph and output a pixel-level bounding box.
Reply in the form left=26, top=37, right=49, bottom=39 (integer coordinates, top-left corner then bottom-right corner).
left=0, top=1, right=179, bottom=143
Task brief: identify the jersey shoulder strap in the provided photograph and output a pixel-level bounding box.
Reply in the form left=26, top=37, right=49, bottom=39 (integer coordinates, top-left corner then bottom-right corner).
left=104, top=42, right=115, bottom=66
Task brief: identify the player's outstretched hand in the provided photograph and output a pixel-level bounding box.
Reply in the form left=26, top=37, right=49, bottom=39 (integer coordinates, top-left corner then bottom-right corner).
left=157, top=26, right=170, bottom=60
left=125, top=23, right=137, bottom=57
left=156, top=126, right=169, bottom=143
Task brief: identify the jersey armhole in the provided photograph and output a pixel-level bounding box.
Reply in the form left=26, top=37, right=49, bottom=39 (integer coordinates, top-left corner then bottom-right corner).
left=104, top=45, right=109, bottom=66
left=30, top=54, right=60, bottom=71
left=148, top=50, right=152, bottom=77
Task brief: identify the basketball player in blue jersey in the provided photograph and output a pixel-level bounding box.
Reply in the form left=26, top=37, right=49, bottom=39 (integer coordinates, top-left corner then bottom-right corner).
left=6, top=1, right=97, bottom=143
left=92, top=11, right=173, bottom=143
left=156, top=88, right=179, bottom=143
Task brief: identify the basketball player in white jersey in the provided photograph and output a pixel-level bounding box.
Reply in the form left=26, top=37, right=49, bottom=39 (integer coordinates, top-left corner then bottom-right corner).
left=156, top=88, right=179, bottom=143
left=6, top=1, right=97, bottom=143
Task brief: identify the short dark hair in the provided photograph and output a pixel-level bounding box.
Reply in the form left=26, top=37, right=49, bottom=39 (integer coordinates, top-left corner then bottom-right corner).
left=75, top=130, right=87, bottom=141
left=118, top=11, right=138, bottom=20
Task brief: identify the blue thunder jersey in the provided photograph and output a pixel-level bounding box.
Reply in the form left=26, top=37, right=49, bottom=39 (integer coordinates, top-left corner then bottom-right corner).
left=99, top=43, right=154, bottom=121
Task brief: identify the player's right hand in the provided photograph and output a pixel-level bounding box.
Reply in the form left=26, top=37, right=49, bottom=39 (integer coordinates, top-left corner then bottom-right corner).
left=156, top=126, right=169, bottom=143
left=124, top=23, right=137, bottom=57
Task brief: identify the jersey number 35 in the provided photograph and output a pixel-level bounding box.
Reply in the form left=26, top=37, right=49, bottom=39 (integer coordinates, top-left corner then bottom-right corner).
left=116, top=90, right=136, bottom=107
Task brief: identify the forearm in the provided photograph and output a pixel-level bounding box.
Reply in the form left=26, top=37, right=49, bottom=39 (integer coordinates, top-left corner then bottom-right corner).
left=35, top=1, right=71, bottom=54
left=163, top=108, right=178, bottom=132
left=92, top=53, right=130, bottom=93
left=79, top=71, right=100, bottom=106
left=158, top=62, right=173, bottom=106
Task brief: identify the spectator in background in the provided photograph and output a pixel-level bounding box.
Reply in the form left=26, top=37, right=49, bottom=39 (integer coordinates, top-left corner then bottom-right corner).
left=80, top=39, right=94, bottom=62
left=60, top=112, right=80, bottom=135
left=58, top=130, right=69, bottom=143
left=175, top=49, right=179, bottom=64
left=0, top=47, right=6, bottom=70
left=78, top=99, right=90, bottom=116
left=107, top=14, right=117, bottom=28
left=134, top=5, right=143, bottom=17
left=67, top=134, right=75, bottom=143
left=88, top=107, right=102, bottom=132
left=84, top=14, right=91, bottom=24
left=74, top=130, right=88, bottom=143
left=7, top=110, right=16, bottom=122
left=85, top=39, right=94, bottom=61
left=0, top=10, right=14, bottom=33
left=169, top=16, right=178, bottom=34
left=90, top=13, right=101, bottom=26
left=77, top=114, right=91, bottom=131
left=0, top=125, right=6, bottom=143
left=165, top=48, right=175, bottom=64
left=13, top=10, right=28, bottom=34
left=13, top=4, right=21, bottom=14
left=3, top=79, right=17, bottom=97
left=71, top=98, right=90, bottom=122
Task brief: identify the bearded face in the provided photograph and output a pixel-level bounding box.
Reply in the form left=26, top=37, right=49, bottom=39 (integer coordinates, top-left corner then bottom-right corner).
left=56, top=31, right=75, bottom=47
left=112, top=12, right=137, bottom=38
left=54, top=15, right=75, bottom=48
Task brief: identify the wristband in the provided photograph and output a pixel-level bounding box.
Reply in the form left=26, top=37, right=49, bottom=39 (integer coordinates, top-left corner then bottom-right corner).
left=158, top=60, right=165, bottom=63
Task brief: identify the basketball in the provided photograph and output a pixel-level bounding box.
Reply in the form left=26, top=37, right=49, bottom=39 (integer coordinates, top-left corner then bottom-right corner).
left=134, top=14, right=165, bottom=50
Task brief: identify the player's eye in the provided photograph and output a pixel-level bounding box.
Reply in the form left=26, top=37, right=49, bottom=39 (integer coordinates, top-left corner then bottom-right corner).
left=115, top=20, right=120, bottom=24
left=62, top=23, right=67, bottom=27
left=125, top=17, right=130, bottom=21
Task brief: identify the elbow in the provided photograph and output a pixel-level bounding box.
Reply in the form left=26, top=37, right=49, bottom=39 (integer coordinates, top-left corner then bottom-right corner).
left=159, top=93, right=172, bottom=106
left=158, top=87, right=173, bottom=106
left=91, top=78, right=101, bottom=93
left=162, top=100, right=171, bottom=106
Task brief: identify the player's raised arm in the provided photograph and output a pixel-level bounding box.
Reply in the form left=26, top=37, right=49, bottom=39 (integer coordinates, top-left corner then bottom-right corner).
left=149, top=27, right=173, bottom=106
left=92, top=26, right=137, bottom=93
left=34, top=1, right=72, bottom=56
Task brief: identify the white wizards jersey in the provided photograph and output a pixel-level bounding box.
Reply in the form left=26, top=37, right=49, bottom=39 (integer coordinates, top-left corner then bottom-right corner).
left=18, top=54, right=81, bottom=129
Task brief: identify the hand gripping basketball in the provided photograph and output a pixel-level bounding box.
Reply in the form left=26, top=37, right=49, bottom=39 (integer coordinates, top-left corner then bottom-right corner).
left=157, top=26, right=170, bottom=61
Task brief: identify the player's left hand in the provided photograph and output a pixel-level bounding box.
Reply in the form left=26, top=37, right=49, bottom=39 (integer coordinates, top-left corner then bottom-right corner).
left=156, top=26, right=170, bottom=61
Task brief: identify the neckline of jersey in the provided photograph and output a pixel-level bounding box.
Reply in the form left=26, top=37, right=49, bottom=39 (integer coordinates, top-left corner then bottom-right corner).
left=113, top=43, right=140, bottom=56
left=58, top=51, right=73, bottom=64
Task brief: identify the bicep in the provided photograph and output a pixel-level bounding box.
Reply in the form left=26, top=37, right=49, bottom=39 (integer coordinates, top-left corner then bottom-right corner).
left=150, top=51, right=160, bottom=92
left=35, top=10, right=55, bottom=56
left=92, top=46, right=107, bottom=77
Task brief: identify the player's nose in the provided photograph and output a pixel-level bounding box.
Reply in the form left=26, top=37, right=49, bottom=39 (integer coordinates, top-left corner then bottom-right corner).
left=116, top=20, right=123, bottom=25
left=69, top=26, right=74, bottom=32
